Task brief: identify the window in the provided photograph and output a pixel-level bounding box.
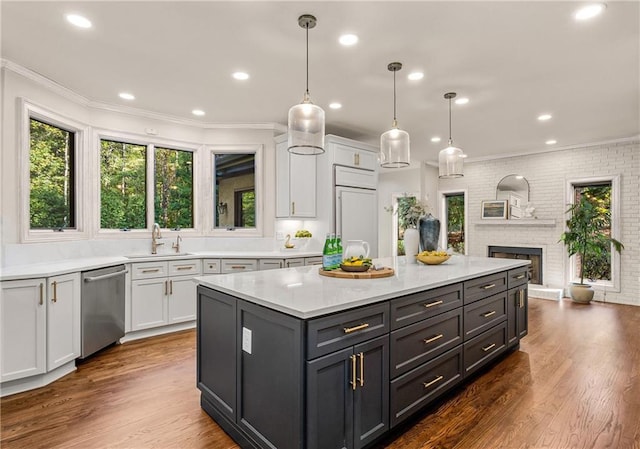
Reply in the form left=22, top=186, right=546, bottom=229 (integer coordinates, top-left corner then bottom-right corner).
left=154, top=147, right=193, bottom=229
left=234, top=189, right=255, bottom=227
left=213, top=152, right=257, bottom=229
left=100, top=139, right=147, bottom=230
left=29, top=118, right=76, bottom=230
left=445, top=193, right=465, bottom=254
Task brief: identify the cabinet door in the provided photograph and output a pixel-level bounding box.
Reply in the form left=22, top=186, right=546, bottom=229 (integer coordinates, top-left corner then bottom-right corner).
left=47, top=273, right=81, bottom=370
left=307, top=347, right=354, bottom=449
left=168, top=276, right=197, bottom=323
left=353, top=335, right=389, bottom=449
left=289, top=153, right=316, bottom=217
left=517, top=288, right=528, bottom=339
left=336, top=186, right=378, bottom=258
left=285, top=258, right=305, bottom=268
left=0, top=279, right=46, bottom=382
left=259, top=259, right=284, bottom=270
left=507, top=287, right=519, bottom=347
left=131, top=278, right=168, bottom=330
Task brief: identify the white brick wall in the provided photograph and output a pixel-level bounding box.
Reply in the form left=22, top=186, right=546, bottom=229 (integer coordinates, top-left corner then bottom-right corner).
left=438, top=140, right=640, bottom=306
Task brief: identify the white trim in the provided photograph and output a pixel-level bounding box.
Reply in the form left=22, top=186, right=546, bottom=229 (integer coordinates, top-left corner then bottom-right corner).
left=438, top=189, right=468, bottom=255
left=564, top=175, right=621, bottom=292
left=20, top=99, right=90, bottom=243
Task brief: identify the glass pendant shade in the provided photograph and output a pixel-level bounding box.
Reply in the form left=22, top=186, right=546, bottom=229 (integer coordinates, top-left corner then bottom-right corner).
left=288, top=94, right=325, bottom=155
left=438, top=141, right=464, bottom=178
left=380, top=123, right=410, bottom=168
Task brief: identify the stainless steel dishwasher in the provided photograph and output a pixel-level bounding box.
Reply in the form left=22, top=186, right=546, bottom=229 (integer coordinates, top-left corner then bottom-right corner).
left=80, top=264, right=127, bottom=359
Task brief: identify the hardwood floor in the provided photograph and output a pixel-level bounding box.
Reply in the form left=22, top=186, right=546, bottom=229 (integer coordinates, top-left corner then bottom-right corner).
left=2, top=298, right=639, bottom=449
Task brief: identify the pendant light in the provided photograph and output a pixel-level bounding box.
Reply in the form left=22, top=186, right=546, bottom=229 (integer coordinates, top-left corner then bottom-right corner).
left=438, top=92, right=464, bottom=178
left=380, top=62, right=410, bottom=168
left=288, top=14, right=325, bottom=155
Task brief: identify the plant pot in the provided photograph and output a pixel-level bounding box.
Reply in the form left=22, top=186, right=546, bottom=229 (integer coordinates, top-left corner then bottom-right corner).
left=569, top=283, right=594, bottom=303
left=403, top=228, right=420, bottom=261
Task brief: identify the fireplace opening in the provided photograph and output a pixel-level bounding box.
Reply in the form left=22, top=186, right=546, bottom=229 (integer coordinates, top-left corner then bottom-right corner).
left=488, top=246, right=542, bottom=284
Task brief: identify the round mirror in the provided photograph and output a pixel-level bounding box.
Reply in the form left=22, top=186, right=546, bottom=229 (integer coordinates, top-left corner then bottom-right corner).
left=496, top=175, right=529, bottom=219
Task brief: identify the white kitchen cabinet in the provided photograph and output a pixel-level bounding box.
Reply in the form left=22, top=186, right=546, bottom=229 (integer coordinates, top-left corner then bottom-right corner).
left=304, top=256, right=323, bottom=266
left=0, top=279, right=46, bottom=382
left=259, top=259, right=284, bottom=270
left=336, top=186, right=378, bottom=257
left=331, top=141, right=378, bottom=171
left=130, top=260, right=201, bottom=331
left=275, top=136, right=317, bottom=218
left=46, top=272, right=80, bottom=371
left=221, top=259, right=258, bottom=274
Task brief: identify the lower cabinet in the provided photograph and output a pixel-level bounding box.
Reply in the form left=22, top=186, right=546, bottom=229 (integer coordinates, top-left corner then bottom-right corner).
left=46, top=272, right=81, bottom=371
left=507, top=286, right=529, bottom=348
left=306, top=335, right=389, bottom=449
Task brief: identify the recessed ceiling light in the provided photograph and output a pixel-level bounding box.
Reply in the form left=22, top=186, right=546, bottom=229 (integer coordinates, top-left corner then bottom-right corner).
left=192, top=109, right=205, bottom=116
left=538, top=113, right=552, bottom=121
left=407, top=72, right=424, bottom=81
left=118, top=92, right=135, bottom=100
left=339, top=34, right=358, bottom=46
left=232, top=72, right=249, bottom=80
left=546, top=139, right=557, bottom=145
left=329, top=102, right=342, bottom=110
left=431, top=137, right=441, bottom=143
left=574, top=3, right=606, bottom=21
left=65, top=14, right=92, bottom=29
left=455, top=97, right=469, bottom=105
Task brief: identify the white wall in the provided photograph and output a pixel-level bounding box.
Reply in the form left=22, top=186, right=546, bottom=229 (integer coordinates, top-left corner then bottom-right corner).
left=438, top=140, right=640, bottom=306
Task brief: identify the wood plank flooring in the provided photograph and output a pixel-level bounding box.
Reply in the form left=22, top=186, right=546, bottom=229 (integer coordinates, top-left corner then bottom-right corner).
left=2, top=297, right=639, bottom=449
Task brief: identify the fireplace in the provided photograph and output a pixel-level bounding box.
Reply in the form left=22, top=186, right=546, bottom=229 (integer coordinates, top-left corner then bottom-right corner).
left=488, top=246, right=543, bottom=284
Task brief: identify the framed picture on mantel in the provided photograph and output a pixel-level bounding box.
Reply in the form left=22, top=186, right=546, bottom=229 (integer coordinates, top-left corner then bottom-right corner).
left=481, top=200, right=508, bottom=219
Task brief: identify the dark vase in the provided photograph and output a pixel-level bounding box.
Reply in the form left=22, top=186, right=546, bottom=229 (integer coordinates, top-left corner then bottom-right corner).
left=419, top=213, right=441, bottom=251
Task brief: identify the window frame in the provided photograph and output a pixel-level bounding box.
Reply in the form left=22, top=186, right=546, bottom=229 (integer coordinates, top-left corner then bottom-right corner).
left=94, top=129, right=200, bottom=238
left=21, top=100, right=89, bottom=242
left=565, top=176, right=621, bottom=292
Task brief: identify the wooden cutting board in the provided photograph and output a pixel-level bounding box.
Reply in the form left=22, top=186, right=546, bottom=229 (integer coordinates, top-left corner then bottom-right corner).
left=318, top=267, right=395, bottom=279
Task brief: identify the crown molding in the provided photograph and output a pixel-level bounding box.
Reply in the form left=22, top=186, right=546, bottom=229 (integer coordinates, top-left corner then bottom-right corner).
left=2, top=59, right=284, bottom=132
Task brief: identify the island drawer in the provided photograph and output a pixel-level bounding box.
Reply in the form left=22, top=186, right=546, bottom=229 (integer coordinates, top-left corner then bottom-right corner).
left=463, top=271, right=507, bottom=304
left=463, top=322, right=507, bottom=377
left=390, top=346, right=462, bottom=428
left=507, top=266, right=529, bottom=289
left=131, top=261, right=169, bottom=280
left=390, top=283, right=463, bottom=330
left=463, top=291, right=507, bottom=340
left=390, top=308, right=462, bottom=378
left=169, top=259, right=202, bottom=276
left=203, top=259, right=222, bottom=274
left=221, top=259, right=258, bottom=274
left=306, top=302, right=390, bottom=360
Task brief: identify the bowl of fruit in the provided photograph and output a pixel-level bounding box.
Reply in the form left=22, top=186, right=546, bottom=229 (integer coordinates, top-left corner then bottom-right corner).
left=416, top=250, right=451, bottom=265
left=340, top=256, right=373, bottom=272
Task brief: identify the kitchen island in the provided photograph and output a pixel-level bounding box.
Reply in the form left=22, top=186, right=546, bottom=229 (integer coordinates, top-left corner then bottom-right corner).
left=196, top=255, right=530, bottom=449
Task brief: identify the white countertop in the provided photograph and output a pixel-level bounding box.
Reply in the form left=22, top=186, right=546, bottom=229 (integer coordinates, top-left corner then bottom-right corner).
left=0, top=250, right=321, bottom=281
left=196, top=255, right=530, bottom=319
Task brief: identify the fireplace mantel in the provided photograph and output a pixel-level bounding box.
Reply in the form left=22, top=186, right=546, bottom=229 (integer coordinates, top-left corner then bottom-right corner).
left=475, top=219, right=555, bottom=227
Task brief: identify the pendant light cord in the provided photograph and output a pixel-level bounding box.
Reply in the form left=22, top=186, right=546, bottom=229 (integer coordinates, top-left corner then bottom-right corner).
left=448, top=96, right=453, bottom=143
left=393, top=69, right=397, bottom=122
left=305, top=24, right=309, bottom=96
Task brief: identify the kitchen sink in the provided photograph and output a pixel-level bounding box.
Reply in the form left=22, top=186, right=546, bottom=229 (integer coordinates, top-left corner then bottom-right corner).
left=126, top=252, right=193, bottom=259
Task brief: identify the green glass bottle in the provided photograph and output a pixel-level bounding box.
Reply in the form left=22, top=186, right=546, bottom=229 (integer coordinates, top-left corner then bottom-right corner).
left=322, top=233, right=332, bottom=270
left=335, top=234, right=343, bottom=269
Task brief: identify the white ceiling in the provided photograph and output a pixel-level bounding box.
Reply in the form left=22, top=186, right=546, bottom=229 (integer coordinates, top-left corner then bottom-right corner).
left=2, top=1, right=639, bottom=166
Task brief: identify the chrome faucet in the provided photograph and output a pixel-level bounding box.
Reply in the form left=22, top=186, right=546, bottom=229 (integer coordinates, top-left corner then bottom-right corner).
left=151, top=223, right=164, bottom=254
left=172, top=235, right=182, bottom=254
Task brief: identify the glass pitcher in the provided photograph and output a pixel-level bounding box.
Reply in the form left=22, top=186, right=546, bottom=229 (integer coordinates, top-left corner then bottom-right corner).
left=343, top=240, right=370, bottom=260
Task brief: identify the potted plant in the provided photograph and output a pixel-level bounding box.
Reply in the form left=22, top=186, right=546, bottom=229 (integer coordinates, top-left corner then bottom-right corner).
left=559, top=194, right=623, bottom=303
left=386, top=195, right=428, bottom=257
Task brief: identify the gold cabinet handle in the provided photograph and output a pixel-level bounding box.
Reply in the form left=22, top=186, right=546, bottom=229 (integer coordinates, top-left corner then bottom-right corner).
left=39, top=283, right=44, bottom=305
left=164, top=280, right=168, bottom=295
left=482, top=310, right=496, bottom=318
left=142, top=268, right=160, bottom=274
left=423, top=375, right=444, bottom=389
left=170, top=280, right=173, bottom=295
left=515, top=274, right=526, bottom=280
left=424, top=334, right=444, bottom=344
left=424, top=300, right=444, bottom=308
left=343, top=323, right=370, bottom=334
left=230, top=265, right=247, bottom=269
left=51, top=281, right=57, bottom=303
left=350, top=355, right=357, bottom=390
left=482, top=283, right=496, bottom=290
left=519, top=289, right=525, bottom=308
left=291, top=201, right=295, bottom=215
left=482, top=343, right=496, bottom=352
left=176, top=266, right=192, bottom=271
left=358, top=352, right=364, bottom=387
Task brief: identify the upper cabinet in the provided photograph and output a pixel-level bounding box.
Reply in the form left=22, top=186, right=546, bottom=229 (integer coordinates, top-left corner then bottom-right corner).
left=329, top=138, right=378, bottom=171
left=275, top=135, right=317, bottom=218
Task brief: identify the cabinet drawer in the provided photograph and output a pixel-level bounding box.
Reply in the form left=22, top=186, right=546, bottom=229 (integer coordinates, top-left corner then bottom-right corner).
left=333, top=143, right=377, bottom=170
left=507, top=266, right=529, bottom=289
left=221, top=259, right=258, bottom=274
left=463, top=271, right=507, bottom=304
left=169, top=260, right=201, bottom=277
left=307, top=302, right=390, bottom=360
left=131, top=261, right=169, bottom=280
left=335, top=165, right=377, bottom=189
left=390, top=283, right=463, bottom=330
left=463, top=322, right=507, bottom=377
left=463, top=292, right=507, bottom=340
left=259, top=259, right=284, bottom=270
left=304, top=257, right=323, bottom=266
left=390, top=346, right=462, bottom=428
left=203, top=259, right=221, bottom=274
left=390, top=308, right=462, bottom=378
left=284, top=258, right=305, bottom=268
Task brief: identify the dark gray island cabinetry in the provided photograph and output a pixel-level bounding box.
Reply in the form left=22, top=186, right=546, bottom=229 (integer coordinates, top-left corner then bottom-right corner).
left=196, top=256, right=530, bottom=449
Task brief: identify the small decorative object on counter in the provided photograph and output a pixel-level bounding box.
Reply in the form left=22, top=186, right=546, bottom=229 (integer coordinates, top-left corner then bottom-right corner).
left=322, top=233, right=332, bottom=270
left=284, top=234, right=295, bottom=249
left=419, top=213, right=441, bottom=252
left=295, top=229, right=312, bottom=238
left=403, top=228, right=420, bottom=261
left=334, top=234, right=343, bottom=269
